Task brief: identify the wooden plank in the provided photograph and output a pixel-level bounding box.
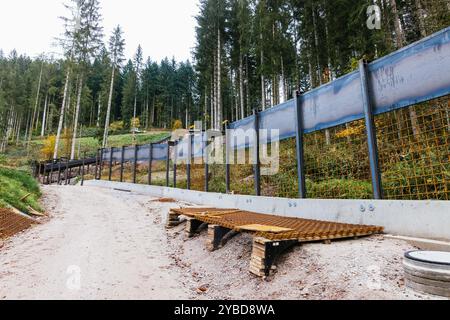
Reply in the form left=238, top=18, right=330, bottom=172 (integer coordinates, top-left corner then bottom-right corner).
left=238, top=224, right=294, bottom=233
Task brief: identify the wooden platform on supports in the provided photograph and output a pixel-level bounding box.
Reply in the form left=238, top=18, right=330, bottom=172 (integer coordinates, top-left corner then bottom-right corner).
left=168, top=207, right=384, bottom=277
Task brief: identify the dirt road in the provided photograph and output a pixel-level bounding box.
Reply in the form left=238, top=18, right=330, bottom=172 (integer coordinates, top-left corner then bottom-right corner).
left=0, top=185, right=436, bottom=300
left=0, top=186, right=192, bottom=300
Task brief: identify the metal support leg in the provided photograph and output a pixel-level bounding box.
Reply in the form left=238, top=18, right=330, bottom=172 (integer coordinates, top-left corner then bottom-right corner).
left=133, top=145, right=139, bottom=184
left=173, top=142, right=177, bottom=188
left=187, top=133, right=192, bottom=190
left=64, top=159, right=69, bottom=185
left=109, top=148, right=114, bottom=181
left=295, top=91, right=307, bottom=199
left=81, top=153, right=85, bottom=186
left=359, top=60, right=383, bottom=200
left=204, top=136, right=209, bottom=193
left=225, top=125, right=231, bottom=194
left=57, top=162, right=61, bottom=185
left=148, top=143, right=153, bottom=185
left=166, top=144, right=170, bottom=187
left=99, top=149, right=104, bottom=180
left=253, top=110, right=261, bottom=196
left=120, top=146, right=125, bottom=182
left=94, top=149, right=99, bottom=180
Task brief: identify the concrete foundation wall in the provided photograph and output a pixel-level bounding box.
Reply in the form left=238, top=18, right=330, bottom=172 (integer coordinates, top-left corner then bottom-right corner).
left=84, top=180, right=450, bottom=241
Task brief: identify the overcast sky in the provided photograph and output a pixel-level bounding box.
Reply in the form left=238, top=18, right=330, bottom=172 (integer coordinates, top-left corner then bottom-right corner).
left=0, top=0, right=199, bottom=62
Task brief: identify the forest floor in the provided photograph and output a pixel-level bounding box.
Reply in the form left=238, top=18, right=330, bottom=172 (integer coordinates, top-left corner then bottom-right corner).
left=0, top=185, right=439, bottom=300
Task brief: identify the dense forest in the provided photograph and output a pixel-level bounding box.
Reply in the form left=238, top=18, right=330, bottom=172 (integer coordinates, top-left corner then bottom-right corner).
left=0, top=0, right=449, bottom=159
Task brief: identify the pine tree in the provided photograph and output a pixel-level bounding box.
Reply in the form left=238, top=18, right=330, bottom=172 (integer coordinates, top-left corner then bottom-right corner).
left=103, top=25, right=125, bottom=148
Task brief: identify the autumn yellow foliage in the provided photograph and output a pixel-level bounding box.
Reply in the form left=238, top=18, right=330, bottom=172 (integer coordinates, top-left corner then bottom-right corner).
left=131, top=117, right=140, bottom=130
left=172, top=120, right=183, bottom=130
left=110, top=121, right=124, bottom=133
left=336, top=125, right=365, bottom=139
left=40, top=135, right=56, bottom=160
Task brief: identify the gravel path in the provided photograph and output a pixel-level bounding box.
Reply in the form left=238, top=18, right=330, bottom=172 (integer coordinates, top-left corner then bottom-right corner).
left=0, top=185, right=437, bottom=300
left=0, top=186, right=191, bottom=300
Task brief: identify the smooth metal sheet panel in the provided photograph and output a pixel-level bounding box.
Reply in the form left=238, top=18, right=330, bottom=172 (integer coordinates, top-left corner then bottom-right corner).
left=152, top=144, right=168, bottom=161
left=370, top=27, right=450, bottom=115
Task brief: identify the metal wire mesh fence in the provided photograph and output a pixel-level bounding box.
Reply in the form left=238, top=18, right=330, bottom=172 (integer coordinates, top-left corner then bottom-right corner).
left=88, top=96, right=448, bottom=201
left=376, top=97, right=449, bottom=200
left=261, top=138, right=297, bottom=198
left=303, top=120, right=373, bottom=200
left=58, top=29, right=450, bottom=202
left=229, top=147, right=255, bottom=196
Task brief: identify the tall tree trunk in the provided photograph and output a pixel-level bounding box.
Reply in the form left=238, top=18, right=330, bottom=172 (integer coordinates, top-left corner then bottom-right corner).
left=15, top=116, right=22, bottom=145
left=204, top=87, right=208, bottom=128
left=211, top=70, right=215, bottom=130
left=217, top=27, right=222, bottom=129
left=23, top=112, right=30, bottom=145
left=28, top=62, right=43, bottom=146
left=41, top=93, right=48, bottom=137
left=311, top=2, right=330, bottom=145
left=70, top=75, right=83, bottom=160
left=391, top=0, right=405, bottom=48
left=103, top=66, right=115, bottom=148
left=280, top=56, right=286, bottom=103
left=260, top=30, right=266, bottom=111
left=96, top=99, right=101, bottom=128
left=415, top=0, right=427, bottom=38
left=151, top=96, right=155, bottom=126
left=54, top=68, right=71, bottom=160
left=239, top=54, right=245, bottom=120
left=391, top=0, right=420, bottom=139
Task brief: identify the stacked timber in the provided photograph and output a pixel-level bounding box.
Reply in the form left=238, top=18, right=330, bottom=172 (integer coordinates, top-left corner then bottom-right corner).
left=404, top=251, right=450, bottom=298
left=250, top=238, right=271, bottom=277
left=166, top=211, right=181, bottom=228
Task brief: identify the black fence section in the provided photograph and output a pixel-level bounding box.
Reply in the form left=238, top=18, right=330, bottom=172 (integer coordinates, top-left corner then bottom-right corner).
left=34, top=156, right=96, bottom=186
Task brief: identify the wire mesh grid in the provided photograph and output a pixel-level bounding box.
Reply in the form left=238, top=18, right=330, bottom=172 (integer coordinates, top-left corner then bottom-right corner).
left=192, top=161, right=206, bottom=192
left=0, top=208, right=34, bottom=239
left=303, top=120, right=373, bottom=200
left=151, top=159, right=169, bottom=187
left=229, top=146, right=255, bottom=196
left=261, top=138, right=298, bottom=198
left=376, top=97, right=449, bottom=200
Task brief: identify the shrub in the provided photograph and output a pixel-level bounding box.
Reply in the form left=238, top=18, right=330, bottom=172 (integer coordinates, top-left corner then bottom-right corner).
left=40, top=135, right=56, bottom=160
left=172, top=120, right=183, bottom=130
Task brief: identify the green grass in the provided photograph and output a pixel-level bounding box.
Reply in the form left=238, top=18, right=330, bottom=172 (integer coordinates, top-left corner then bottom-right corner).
left=0, top=166, right=42, bottom=214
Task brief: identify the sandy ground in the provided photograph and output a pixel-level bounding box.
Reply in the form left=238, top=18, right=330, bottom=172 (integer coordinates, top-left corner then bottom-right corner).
left=0, top=185, right=437, bottom=300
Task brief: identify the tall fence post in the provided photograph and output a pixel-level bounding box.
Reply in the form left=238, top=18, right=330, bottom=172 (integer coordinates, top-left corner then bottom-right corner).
left=204, top=132, right=209, bottom=193
left=359, top=60, right=383, bottom=200
left=46, top=163, right=50, bottom=185
left=173, top=142, right=177, bottom=188
left=295, top=91, right=307, bottom=199
left=99, top=148, right=104, bottom=180
left=187, top=133, right=192, bottom=190
left=148, top=143, right=153, bottom=185
left=57, top=161, right=62, bottom=185
left=95, top=149, right=99, bottom=180
left=225, top=124, right=231, bottom=194
left=253, top=109, right=261, bottom=196
left=133, top=145, right=138, bottom=184
left=81, top=152, right=86, bottom=186
left=166, top=143, right=170, bottom=187
left=109, top=147, right=114, bottom=181
left=120, top=146, right=125, bottom=182
left=64, top=158, right=69, bottom=185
